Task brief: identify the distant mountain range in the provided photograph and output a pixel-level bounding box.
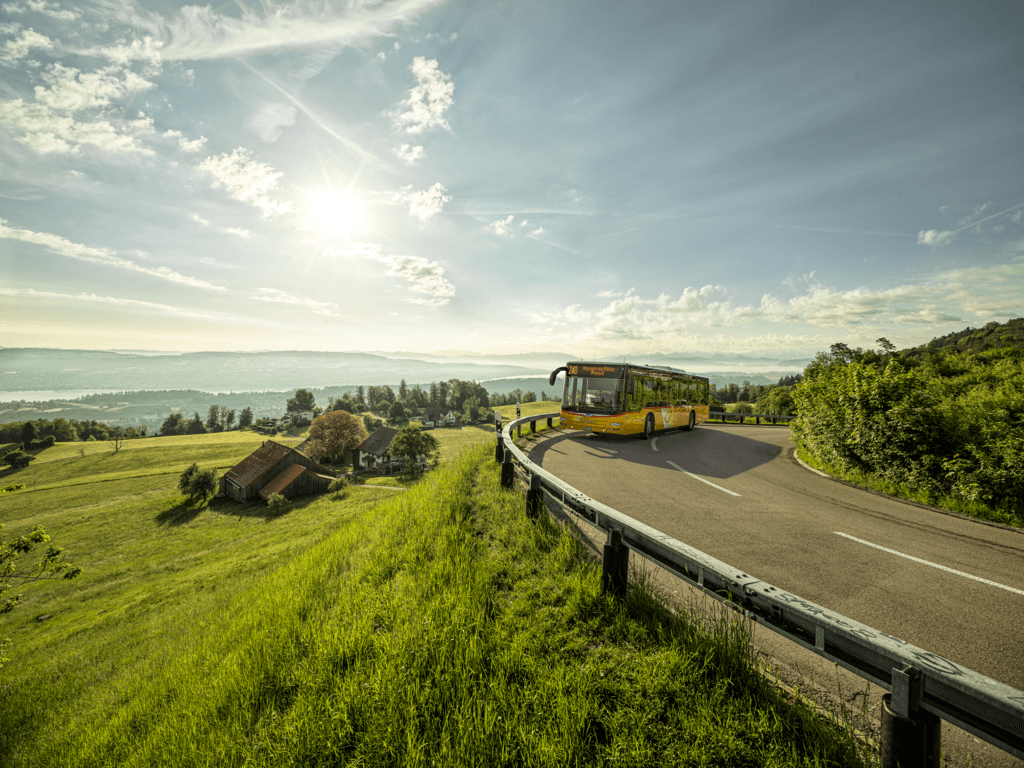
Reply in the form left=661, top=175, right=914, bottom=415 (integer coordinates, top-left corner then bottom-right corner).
left=0, top=347, right=814, bottom=396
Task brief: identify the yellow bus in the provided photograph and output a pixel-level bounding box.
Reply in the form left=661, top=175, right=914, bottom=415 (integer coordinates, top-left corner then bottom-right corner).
left=548, top=361, right=710, bottom=440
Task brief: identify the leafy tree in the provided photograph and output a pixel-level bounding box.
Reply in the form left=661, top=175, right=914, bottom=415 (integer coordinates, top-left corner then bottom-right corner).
left=877, top=337, right=897, bottom=355
left=225, top=409, right=236, bottom=430
left=307, top=411, right=368, bottom=464
left=186, top=412, right=206, bottom=435
left=3, top=451, right=34, bottom=470
left=328, top=477, right=348, bottom=498
left=388, top=401, right=409, bottom=426
left=178, top=463, right=217, bottom=502
left=332, top=399, right=354, bottom=413
left=287, top=389, right=316, bottom=413
left=356, top=386, right=366, bottom=405
left=398, top=379, right=409, bottom=403
left=20, top=421, right=37, bottom=447
left=1, top=522, right=82, bottom=667
left=523, top=391, right=537, bottom=403
left=266, top=493, right=287, bottom=513
left=389, top=425, right=439, bottom=477
left=462, top=397, right=481, bottom=424
left=206, top=405, right=221, bottom=431
left=160, top=413, right=185, bottom=436
left=756, top=386, right=795, bottom=416
left=238, top=407, right=254, bottom=429
left=363, top=414, right=383, bottom=433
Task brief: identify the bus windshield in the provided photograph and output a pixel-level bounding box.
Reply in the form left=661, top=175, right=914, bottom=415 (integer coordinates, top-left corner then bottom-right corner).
left=562, top=375, right=625, bottom=414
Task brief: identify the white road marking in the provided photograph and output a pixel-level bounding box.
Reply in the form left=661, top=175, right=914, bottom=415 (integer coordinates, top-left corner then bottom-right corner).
left=589, top=445, right=618, bottom=455
left=835, top=532, right=1024, bottom=596
left=666, top=461, right=741, bottom=497
left=651, top=438, right=659, bottom=452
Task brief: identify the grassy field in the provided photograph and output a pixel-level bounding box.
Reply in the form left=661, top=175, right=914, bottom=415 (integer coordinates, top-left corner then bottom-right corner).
left=0, top=427, right=873, bottom=766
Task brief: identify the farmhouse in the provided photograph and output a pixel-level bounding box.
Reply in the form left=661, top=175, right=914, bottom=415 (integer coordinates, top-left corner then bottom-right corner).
left=220, top=440, right=334, bottom=503
left=420, top=407, right=457, bottom=427
left=352, top=426, right=429, bottom=474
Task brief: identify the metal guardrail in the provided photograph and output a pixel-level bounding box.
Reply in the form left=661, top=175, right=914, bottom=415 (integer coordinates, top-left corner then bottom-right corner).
left=497, top=412, right=1024, bottom=766
left=706, top=411, right=796, bottom=425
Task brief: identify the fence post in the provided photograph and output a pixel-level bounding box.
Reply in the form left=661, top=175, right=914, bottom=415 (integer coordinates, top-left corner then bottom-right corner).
left=602, top=529, right=629, bottom=598
left=501, top=448, right=514, bottom=488
left=517, top=423, right=522, bottom=438
left=530, top=420, right=536, bottom=433
left=880, top=667, right=941, bottom=768
left=495, top=433, right=504, bottom=463
left=547, top=417, right=553, bottom=428
left=756, top=415, right=760, bottom=425
left=526, top=474, right=542, bottom=519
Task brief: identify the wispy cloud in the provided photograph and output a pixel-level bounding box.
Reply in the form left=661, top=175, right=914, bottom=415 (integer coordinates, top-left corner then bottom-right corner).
left=253, top=287, right=341, bottom=316
left=918, top=201, right=1024, bottom=246
left=323, top=241, right=455, bottom=305
left=0, top=27, right=51, bottom=64
left=0, top=287, right=218, bottom=318
left=393, top=56, right=454, bottom=134
left=197, top=147, right=292, bottom=218
left=147, top=0, right=441, bottom=62
left=0, top=224, right=227, bottom=291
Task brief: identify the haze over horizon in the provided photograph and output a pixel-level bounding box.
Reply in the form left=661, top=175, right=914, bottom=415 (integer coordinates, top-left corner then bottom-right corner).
left=2, top=0, right=1022, bottom=358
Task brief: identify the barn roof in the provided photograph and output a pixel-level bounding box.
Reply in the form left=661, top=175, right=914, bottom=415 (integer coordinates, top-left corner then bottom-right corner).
left=258, top=463, right=307, bottom=500
left=357, top=426, right=398, bottom=456
left=225, top=440, right=293, bottom=487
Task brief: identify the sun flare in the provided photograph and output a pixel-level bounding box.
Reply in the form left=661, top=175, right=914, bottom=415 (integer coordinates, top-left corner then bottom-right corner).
left=308, top=189, right=365, bottom=236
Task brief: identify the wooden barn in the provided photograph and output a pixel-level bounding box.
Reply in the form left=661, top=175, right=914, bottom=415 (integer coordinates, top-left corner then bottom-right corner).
left=220, top=440, right=335, bottom=503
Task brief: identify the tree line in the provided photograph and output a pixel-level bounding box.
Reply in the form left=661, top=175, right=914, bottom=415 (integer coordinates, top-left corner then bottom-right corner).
left=793, top=335, right=1024, bottom=526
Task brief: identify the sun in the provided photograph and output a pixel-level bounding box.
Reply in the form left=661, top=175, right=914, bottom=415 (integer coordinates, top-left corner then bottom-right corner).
left=307, top=188, right=365, bottom=236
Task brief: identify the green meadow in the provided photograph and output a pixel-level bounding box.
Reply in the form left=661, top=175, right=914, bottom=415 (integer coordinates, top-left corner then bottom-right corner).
left=0, top=423, right=871, bottom=767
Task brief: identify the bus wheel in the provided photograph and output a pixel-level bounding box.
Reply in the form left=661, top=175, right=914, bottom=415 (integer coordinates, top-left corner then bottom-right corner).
left=686, top=411, right=696, bottom=432
left=643, top=414, right=654, bottom=440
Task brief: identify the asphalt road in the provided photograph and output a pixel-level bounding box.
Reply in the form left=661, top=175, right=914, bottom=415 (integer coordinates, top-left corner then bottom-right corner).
left=527, top=423, right=1024, bottom=695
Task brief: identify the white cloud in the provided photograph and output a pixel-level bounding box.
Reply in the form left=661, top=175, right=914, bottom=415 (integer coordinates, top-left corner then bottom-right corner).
left=380, top=254, right=455, bottom=305
left=323, top=241, right=456, bottom=305
left=918, top=229, right=955, bottom=246
left=253, top=287, right=340, bottom=316
left=404, top=182, right=451, bottom=220
left=178, top=134, right=207, bottom=152
left=3, top=0, right=77, bottom=20
left=34, top=63, right=155, bottom=112
left=1012, top=211, right=1022, bottom=223
left=245, top=102, right=297, bottom=143
left=0, top=225, right=227, bottom=291
left=530, top=226, right=545, bottom=236
left=0, top=288, right=217, bottom=318
left=191, top=213, right=211, bottom=225
left=225, top=227, right=250, bottom=238
left=490, top=215, right=515, bottom=237
left=197, top=147, right=292, bottom=218
left=393, top=56, right=454, bottom=134
left=396, top=143, right=425, bottom=164
left=0, top=27, right=52, bottom=64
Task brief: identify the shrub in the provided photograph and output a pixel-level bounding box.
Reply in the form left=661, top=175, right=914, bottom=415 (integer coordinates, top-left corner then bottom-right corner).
left=3, top=451, right=34, bottom=470
left=266, top=493, right=287, bottom=513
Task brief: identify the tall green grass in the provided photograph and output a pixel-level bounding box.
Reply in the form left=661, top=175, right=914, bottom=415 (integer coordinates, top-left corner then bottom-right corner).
left=3, top=440, right=873, bottom=766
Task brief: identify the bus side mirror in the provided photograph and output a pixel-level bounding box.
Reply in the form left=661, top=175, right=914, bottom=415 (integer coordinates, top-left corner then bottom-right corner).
left=549, top=366, right=567, bottom=387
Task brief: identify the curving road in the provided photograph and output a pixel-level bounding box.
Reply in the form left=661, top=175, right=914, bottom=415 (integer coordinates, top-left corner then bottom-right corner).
left=527, top=423, right=1024, bottom=695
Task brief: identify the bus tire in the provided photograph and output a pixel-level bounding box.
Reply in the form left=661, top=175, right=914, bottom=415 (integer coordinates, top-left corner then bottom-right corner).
left=642, top=414, right=654, bottom=440
left=686, top=411, right=696, bottom=432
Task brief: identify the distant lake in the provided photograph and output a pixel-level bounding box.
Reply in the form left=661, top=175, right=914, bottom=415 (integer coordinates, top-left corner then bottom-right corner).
left=0, top=389, right=220, bottom=402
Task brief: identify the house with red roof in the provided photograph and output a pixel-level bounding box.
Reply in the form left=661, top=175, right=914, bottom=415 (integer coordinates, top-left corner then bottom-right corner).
left=219, top=440, right=335, bottom=503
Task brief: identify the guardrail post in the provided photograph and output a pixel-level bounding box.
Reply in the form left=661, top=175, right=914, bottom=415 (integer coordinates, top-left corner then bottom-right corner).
left=756, top=415, right=760, bottom=425
left=530, top=420, right=536, bottom=433
left=495, top=433, right=504, bottom=463
left=501, top=449, right=514, bottom=489
left=880, top=666, right=940, bottom=768
left=547, top=417, right=553, bottom=428
left=526, top=474, right=542, bottom=519
left=602, top=529, right=629, bottom=599
left=517, top=423, right=522, bottom=438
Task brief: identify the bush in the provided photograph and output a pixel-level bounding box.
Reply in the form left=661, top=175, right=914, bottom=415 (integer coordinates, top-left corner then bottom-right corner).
left=266, top=493, right=287, bottom=513
left=328, top=477, right=348, bottom=498
left=3, top=451, right=34, bottom=470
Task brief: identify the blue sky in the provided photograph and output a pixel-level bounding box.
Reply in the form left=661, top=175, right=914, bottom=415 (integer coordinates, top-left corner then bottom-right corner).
left=1, top=0, right=1022, bottom=357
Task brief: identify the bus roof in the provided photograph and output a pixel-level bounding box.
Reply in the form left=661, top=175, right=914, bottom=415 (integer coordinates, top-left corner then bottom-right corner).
left=565, top=361, right=707, bottom=381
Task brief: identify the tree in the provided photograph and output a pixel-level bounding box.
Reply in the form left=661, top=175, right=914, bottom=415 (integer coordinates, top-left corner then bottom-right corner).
left=287, top=389, right=316, bottom=413
left=160, top=413, right=187, bottom=436
left=355, top=386, right=366, bottom=405
left=186, top=412, right=206, bottom=435
left=363, top=414, right=383, bottom=433
left=333, top=399, right=354, bottom=413
left=328, top=477, right=348, bottom=498
left=388, top=401, right=409, bottom=426
left=3, top=451, right=34, bottom=470
left=398, top=379, right=409, bottom=403
left=225, top=410, right=236, bottom=430
left=108, top=426, right=126, bottom=454
left=1, top=522, right=82, bottom=668
left=389, top=425, right=439, bottom=477
left=206, top=405, right=221, bottom=431
left=306, top=411, right=368, bottom=464
left=877, top=337, right=897, bottom=356
left=266, top=493, right=288, bottom=513
left=238, top=407, right=253, bottom=429
left=178, top=463, right=217, bottom=502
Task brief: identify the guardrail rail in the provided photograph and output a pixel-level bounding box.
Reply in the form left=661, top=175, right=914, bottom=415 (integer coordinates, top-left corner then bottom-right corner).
left=496, top=412, right=1024, bottom=768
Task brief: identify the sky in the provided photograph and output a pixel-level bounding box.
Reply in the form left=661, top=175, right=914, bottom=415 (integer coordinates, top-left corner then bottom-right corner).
left=1, top=0, right=1023, bottom=359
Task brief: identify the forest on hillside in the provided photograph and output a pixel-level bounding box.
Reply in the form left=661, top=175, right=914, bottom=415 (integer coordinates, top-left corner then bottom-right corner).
left=792, top=320, right=1024, bottom=526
